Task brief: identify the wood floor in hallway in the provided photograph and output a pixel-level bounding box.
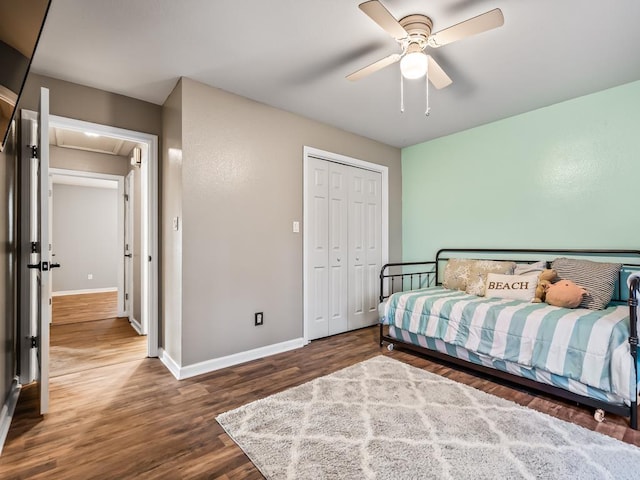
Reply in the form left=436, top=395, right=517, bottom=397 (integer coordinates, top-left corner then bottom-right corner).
left=52, top=291, right=120, bottom=325
left=50, top=316, right=147, bottom=377
left=2, top=325, right=639, bottom=479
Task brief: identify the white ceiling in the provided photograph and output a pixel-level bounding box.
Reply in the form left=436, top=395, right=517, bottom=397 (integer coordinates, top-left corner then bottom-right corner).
left=31, top=0, right=640, bottom=148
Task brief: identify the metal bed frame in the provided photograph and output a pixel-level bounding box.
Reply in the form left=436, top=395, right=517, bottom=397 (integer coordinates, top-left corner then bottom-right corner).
left=378, top=248, right=640, bottom=429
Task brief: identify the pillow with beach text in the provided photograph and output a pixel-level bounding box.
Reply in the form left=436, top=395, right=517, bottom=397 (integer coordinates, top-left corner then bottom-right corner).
left=484, top=273, right=538, bottom=301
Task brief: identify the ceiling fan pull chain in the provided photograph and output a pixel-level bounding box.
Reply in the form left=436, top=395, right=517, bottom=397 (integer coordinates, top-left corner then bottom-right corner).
left=425, top=57, right=431, bottom=116
left=400, top=69, right=405, bottom=113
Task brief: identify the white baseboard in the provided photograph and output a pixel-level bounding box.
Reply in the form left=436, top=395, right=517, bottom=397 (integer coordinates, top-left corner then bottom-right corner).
left=0, top=379, right=21, bottom=455
left=158, top=348, right=181, bottom=379
left=129, top=317, right=142, bottom=335
left=159, top=338, right=306, bottom=380
left=52, top=287, right=118, bottom=297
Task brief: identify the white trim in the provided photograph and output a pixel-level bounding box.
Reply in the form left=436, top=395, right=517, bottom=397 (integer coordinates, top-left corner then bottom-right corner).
left=302, top=146, right=389, bottom=344
left=160, top=338, right=306, bottom=380
left=49, top=168, right=123, bottom=182
left=0, top=379, right=21, bottom=455
left=51, top=175, right=118, bottom=189
left=158, top=348, right=181, bottom=380
left=129, top=317, right=142, bottom=335
left=124, top=171, right=134, bottom=320
left=48, top=115, right=159, bottom=358
left=52, top=287, right=118, bottom=296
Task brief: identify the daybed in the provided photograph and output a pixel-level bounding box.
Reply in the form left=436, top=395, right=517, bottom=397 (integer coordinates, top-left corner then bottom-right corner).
left=378, top=248, right=640, bottom=428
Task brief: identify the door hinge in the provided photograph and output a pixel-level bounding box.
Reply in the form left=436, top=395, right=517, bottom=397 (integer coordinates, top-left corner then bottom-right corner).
left=125, top=293, right=129, bottom=300
left=124, top=193, right=129, bottom=201
left=31, top=241, right=39, bottom=253
left=30, top=145, right=38, bottom=159
left=29, top=336, right=38, bottom=348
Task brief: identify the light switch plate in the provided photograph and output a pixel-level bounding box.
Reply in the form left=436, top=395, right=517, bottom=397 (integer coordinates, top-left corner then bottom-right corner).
left=293, top=221, right=300, bottom=233
left=173, top=216, right=179, bottom=231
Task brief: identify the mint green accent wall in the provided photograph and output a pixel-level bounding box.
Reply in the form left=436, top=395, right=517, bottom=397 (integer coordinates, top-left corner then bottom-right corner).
left=402, top=80, right=640, bottom=261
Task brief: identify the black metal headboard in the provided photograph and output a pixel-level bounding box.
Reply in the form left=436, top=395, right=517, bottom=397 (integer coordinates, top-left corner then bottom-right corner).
left=380, top=248, right=640, bottom=303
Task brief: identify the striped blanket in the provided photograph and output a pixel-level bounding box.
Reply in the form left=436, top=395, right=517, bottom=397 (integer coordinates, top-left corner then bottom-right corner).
left=382, top=287, right=634, bottom=402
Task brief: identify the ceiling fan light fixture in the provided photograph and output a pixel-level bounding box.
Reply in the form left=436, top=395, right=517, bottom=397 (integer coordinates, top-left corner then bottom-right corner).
left=400, top=51, right=428, bottom=79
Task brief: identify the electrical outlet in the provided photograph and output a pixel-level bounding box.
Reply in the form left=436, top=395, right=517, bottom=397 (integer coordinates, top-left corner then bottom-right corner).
left=255, top=312, right=264, bottom=326
left=87, top=274, right=93, bottom=280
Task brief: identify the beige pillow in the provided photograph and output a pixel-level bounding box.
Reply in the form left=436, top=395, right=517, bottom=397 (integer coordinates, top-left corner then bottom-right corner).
left=465, top=260, right=517, bottom=296
left=442, top=258, right=476, bottom=291
left=485, top=273, right=539, bottom=301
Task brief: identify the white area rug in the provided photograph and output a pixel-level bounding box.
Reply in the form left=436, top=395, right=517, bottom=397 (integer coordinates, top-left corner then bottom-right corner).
left=216, top=356, right=640, bottom=479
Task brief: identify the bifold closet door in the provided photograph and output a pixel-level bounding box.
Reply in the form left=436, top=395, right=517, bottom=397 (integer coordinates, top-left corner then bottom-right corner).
left=306, top=157, right=382, bottom=340
left=327, top=162, right=349, bottom=335
left=307, top=157, right=330, bottom=340
left=348, top=168, right=382, bottom=330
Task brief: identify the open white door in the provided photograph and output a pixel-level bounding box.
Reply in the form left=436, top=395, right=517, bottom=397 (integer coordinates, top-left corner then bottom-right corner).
left=22, top=87, right=52, bottom=414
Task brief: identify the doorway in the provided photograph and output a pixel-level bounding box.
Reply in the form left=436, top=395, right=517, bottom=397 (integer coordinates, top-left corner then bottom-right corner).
left=47, top=149, right=141, bottom=377
left=47, top=114, right=159, bottom=357
left=48, top=166, right=145, bottom=377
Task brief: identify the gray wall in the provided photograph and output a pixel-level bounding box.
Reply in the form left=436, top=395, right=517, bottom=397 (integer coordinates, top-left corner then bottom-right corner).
left=0, top=123, right=17, bottom=410
left=165, top=77, right=402, bottom=366
left=161, top=81, right=183, bottom=364
left=50, top=145, right=129, bottom=176
left=52, top=184, right=119, bottom=292
left=21, top=74, right=162, bottom=136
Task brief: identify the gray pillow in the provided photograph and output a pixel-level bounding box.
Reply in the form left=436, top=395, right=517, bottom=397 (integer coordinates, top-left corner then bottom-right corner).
left=551, top=257, right=622, bottom=310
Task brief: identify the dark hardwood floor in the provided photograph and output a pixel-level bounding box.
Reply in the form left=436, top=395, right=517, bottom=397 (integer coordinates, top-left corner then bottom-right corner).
left=2, top=325, right=639, bottom=479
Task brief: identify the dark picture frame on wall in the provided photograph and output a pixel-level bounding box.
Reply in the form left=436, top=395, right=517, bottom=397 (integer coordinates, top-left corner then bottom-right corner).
left=0, top=0, right=51, bottom=150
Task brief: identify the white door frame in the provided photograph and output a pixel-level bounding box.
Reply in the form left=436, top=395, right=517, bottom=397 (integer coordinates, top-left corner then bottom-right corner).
left=49, top=168, right=125, bottom=314
left=302, top=146, right=389, bottom=344
left=48, top=114, right=159, bottom=357
left=124, top=171, right=134, bottom=321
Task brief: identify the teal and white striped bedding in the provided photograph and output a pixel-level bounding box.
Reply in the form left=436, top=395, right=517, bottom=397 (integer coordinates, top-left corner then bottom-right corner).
left=382, top=287, right=636, bottom=404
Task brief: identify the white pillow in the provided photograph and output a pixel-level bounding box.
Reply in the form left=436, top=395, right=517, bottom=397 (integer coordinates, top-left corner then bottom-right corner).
left=513, top=261, right=546, bottom=276
left=485, top=273, right=539, bottom=301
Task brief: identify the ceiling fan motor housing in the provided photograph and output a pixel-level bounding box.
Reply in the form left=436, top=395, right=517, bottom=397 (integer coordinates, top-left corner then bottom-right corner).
left=399, top=14, right=433, bottom=43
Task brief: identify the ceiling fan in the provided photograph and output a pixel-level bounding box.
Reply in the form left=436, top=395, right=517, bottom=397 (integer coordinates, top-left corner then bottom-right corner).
left=347, top=0, right=504, bottom=89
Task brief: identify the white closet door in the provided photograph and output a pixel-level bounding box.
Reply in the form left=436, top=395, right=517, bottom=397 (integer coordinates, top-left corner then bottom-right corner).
left=364, top=169, right=382, bottom=324
left=348, top=168, right=366, bottom=329
left=307, top=158, right=329, bottom=340
left=328, top=162, right=349, bottom=335
left=306, top=156, right=383, bottom=340
left=348, top=167, right=382, bottom=330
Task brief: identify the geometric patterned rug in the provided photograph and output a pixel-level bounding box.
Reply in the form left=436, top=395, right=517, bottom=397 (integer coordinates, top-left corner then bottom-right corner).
left=216, top=356, right=640, bottom=479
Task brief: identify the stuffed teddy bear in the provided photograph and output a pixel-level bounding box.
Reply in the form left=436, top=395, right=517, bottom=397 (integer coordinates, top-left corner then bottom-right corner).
left=532, top=269, right=557, bottom=303
left=545, top=280, right=587, bottom=308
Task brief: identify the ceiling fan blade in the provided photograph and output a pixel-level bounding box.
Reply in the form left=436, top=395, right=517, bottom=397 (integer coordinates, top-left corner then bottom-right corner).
left=428, top=8, right=504, bottom=48
left=347, top=53, right=402, bottom=81
left=427, top=56, right=452, bottom=89
left=359, top=1, right=408, bottom=40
